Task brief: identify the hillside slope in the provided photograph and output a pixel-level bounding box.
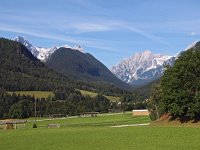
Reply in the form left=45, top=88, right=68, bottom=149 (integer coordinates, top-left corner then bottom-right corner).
left=0, top=38, right=73, bottom=91
left=45, top=48, right=132, bottom=90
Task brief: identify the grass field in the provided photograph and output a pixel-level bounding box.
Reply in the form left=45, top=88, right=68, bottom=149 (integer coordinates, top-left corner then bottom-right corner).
left=26, top=112, right=150, bottom=128
left=8, top=91, right=55, bottom=99
left=79, top=90, right=121, bottom=102
left=1, top=113, right=200, bottom=150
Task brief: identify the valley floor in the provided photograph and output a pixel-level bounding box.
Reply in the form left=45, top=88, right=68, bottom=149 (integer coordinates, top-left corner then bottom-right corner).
left=0, top=112, right=200, bottom=150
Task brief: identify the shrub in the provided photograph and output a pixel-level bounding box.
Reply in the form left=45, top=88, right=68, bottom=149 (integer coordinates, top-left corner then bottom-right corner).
left=33, top=123, right=37, bottom=128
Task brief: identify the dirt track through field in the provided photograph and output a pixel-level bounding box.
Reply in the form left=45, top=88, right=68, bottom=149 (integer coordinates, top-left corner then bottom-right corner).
left=110, top=123, right=150, bottom=128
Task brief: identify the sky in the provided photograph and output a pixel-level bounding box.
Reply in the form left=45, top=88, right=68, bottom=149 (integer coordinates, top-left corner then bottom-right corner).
left=1, top=0, right=200, bottom=68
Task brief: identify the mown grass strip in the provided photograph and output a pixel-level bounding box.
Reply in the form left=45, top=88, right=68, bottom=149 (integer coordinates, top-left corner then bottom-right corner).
left=8, top=91, right=54, bottom=99
left=79, top=90, right=121, bottom=102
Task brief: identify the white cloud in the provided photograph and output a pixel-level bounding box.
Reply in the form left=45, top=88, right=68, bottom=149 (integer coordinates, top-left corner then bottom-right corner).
left=0, top=5, right=167, bottom=45
left=0, top=24, right=118, bottom=52
left=190, top=32, right=198, bottom=36
left=118, top=23, right=169, bottom=45
left=61, top=21, right=167, bottom=44
left=72, top=23, right=113, bottom=33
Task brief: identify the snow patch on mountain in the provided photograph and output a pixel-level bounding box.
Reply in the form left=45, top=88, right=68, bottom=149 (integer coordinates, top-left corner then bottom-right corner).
left=185, top=41, right=198, bottom=51
left=72, top=45, right=84, bottom=53
left=176, top=41, right=200, bottom=59
left=36, top=47, right=58, bottom=61
left=60, top=45, right=71, bottom=49
left=14, top=36, right=84, bottom=61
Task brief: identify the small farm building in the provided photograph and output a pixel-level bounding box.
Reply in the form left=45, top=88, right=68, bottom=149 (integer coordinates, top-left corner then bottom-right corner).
left=0, top=120, right=27, bottom=130
left=132, top=109, right=149, bottom=116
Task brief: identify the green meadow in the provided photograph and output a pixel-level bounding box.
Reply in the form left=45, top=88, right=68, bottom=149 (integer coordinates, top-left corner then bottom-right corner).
left=8, top=91, right=55, bottom=99
left=0, top=113, right=200, bottom=150
left=8, top=90, right=120, bottom=102
left=79, top=90, right=121, bottom=102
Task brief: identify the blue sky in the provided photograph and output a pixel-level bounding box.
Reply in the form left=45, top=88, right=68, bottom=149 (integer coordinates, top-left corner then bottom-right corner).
left=1, top=0, right=200, bottom=67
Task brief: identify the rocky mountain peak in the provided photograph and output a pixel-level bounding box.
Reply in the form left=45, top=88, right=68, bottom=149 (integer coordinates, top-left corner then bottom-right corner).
left=14, top=36, right=39, bottom=57
left=111, top=50, right=173, bottom=87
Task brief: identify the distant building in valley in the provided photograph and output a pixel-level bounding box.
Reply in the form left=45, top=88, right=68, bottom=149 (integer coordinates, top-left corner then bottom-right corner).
left=132, top=109, right=149, bottom=116
left=0, top=120, right=27, bottom=130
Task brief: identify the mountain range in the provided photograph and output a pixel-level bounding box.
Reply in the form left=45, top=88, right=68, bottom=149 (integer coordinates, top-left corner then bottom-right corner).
left=111, top=51, right=175, bottom=87
left=13, top=36, right=131, bottom=90
left=111, top=41, right=200, bottom=87
left=14, top=36, right=198, bottom=88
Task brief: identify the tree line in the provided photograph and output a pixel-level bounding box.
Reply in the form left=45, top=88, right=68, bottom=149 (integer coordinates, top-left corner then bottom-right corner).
left=148, top=46, right=200, bottom=121
left=0, top=86, right=147, bottom=119
left=0, top=88, right=111, bottom=119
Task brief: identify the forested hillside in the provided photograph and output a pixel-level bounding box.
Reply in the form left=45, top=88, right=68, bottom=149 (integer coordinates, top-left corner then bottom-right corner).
left=0, top=38, right=130, bottom=96
left=0, top=38, right=73, bottom=91
left=45, top=47, right=132, bottom=90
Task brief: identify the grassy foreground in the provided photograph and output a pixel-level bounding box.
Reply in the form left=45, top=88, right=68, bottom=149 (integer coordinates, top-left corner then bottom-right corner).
left=26, top=112, right=150, bottom=128
left=0, top=113, right=200, bottom=150
left=8, top=91, right=54, bottom=99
